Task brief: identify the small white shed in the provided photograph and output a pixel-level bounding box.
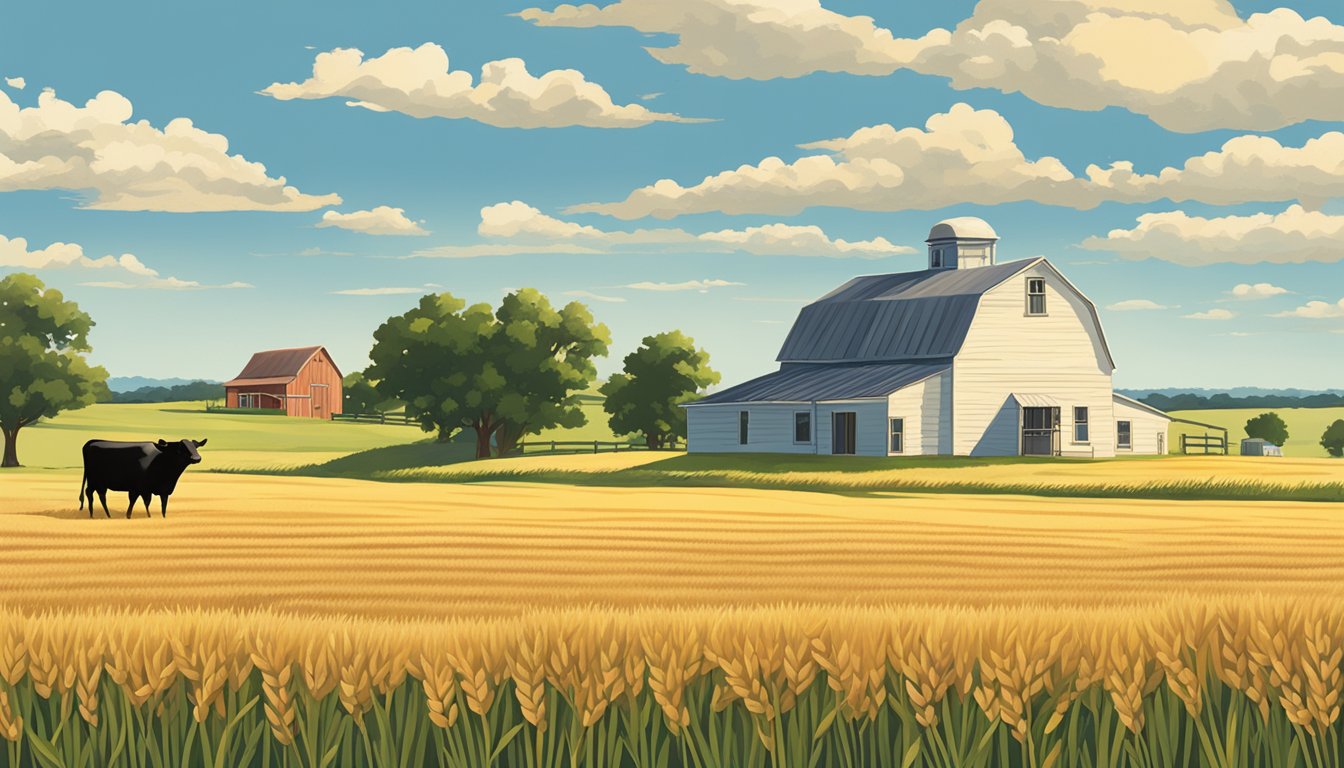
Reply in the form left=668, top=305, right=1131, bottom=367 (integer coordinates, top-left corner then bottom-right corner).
left=1240, top=438, right=1283, bottom=457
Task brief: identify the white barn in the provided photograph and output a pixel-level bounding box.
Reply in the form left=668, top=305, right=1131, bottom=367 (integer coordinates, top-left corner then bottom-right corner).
left=686, top=218, right=1171, bottom=458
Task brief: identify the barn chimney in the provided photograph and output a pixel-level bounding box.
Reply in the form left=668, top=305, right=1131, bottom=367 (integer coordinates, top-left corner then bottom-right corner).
left=926, top=217, right=998, bottom=270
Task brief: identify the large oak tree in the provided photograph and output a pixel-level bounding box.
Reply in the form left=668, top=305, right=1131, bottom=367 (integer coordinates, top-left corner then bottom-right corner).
left=0, top=273, right=109, bottom=467
left=366, top=289, right=608, bottom=459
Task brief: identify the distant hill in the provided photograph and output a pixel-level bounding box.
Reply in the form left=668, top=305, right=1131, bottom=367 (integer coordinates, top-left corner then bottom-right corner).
left=107, top=380, right=225, bottom=404
left=1120, top=387, right=1344, bottom=399
left=108, top=376, right=220, bottom=392
left=1123, top=390, right=1344, bottom=411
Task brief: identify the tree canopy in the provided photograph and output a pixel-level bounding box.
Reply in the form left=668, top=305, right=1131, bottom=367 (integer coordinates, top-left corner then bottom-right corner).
left=1322, top=420, right=1344, bottom=458
left=366, top=289, right=609, bottom=458
left=600, top=331, right=719, bottom=449
left=342, top=371, right=398, bottom=415
left=0, top=273, right=109, bottom=467
left=1244, top=412, right=1290, bottom=446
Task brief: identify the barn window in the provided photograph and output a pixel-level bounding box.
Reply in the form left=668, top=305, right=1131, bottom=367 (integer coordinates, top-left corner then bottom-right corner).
left=1073, top=407, right=1090, bottom=443
left=739, top=411, right=750, bottom=445
left=239, top=394, right=251, bottom=408
left=889, top=418, right=904, bottom=453
left=1117, top=420, right=1132, bottom=449
left=794, top=412, right=811, bottom=443
left=930, top=248, right=943, bottom=268
left=1026, top=278, right=1047, bottom=316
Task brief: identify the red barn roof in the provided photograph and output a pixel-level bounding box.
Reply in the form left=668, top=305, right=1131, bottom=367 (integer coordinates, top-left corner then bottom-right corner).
left=224, top=346, right=342, bottom=387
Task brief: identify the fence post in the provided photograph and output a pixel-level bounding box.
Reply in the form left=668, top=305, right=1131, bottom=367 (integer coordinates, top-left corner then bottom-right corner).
left=594, top=440, right=599, bottom=454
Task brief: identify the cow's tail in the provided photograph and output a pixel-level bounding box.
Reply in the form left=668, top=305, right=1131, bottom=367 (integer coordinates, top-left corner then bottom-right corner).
left=78, top=470, right=86, bottom=510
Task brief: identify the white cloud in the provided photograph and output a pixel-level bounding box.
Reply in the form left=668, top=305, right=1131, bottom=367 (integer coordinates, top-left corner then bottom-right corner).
left=1080, top=205, right=1344, bottom=266
left=639, top=92, right=663, bottom=101
left=624, top=279, right=743, bottom=292
left=3, top=77, right=24, bottom=90
left=573, top=105, right=1344, bottom=220
left=1272, top=299, right=1344, bottom=319
left=0, top=232, right=243, bottom=290
left=317, top=206, right=428, bottom=236
left=1106, top=299, right=1171, bottom=311
left=1230, top=282, right=1290, bottom=299
left=331, top=286, right=430, bottom=296
left=262, top=43, right=703, bottom=129
left=411, top=243, right=604, bottom=259
left=563, top=289, right=627, bottom=303
left=0, top=88, right=340, bottom=212
left=434, top=200, right=915, bottom=259
left=521, top=0, right=1344, bottom=132
left=1184, top=309, right=1236, bottom=321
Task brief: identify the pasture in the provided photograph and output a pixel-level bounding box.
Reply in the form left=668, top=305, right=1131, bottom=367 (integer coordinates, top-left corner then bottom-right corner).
left=1170, top=405, right=1344, bottom=457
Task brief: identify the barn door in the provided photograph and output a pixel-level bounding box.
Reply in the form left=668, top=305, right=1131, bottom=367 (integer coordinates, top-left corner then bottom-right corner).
left=1021, top=407, right=1060, bottom=456
left=831, top=412, right=857, bottom=455
left=311, top=384, right=326, bottom=419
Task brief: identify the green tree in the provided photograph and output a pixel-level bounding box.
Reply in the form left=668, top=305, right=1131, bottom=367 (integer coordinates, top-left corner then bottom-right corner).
left=1244, top=411, right=1289, bottom=446
left=0, top=273, right=109, bottom=467
left=600, top=331, right=719, bottom=449
left=490, top=289, right=610, bottom=456
left=1322, top=419, right=1344, bottom=458
left=366, top=290, right=609, bottom=459
left=342, top=371, right=396, bottom=415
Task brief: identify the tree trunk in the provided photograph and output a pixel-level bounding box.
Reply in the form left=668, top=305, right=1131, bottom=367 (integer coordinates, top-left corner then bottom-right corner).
left=645, top=433, right=661, bottom=450
left=473, top=416, right=498, bottom=460
left=494, top=423, right=526, bottom=457
left=1, top=426, right=19, bottom=468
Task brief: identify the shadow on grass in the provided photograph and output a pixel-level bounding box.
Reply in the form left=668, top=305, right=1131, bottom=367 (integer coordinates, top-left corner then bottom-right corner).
left=213, top=437, right=476, bottom=477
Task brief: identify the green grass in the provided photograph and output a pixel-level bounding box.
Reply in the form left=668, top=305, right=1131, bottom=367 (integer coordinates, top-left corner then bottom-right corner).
left=1170, top=406, right=1344, bottom=457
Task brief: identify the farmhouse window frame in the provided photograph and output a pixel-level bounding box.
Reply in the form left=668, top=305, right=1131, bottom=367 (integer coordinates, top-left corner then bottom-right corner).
left=1117, top=420, right=1132, bottom=450
left=1026, top=277, right=1047, bottom=316
left=794, top=411, right=811, bottom=444
left=739, top=411, right=749, bottom=445
left=1073, top=406, right=1090, bottom=443
left=889, top=418, right=904, bottom=454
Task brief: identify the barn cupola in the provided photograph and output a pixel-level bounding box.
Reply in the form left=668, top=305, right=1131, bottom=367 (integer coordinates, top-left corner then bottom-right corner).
left=926, top=217, right=998, bottom=270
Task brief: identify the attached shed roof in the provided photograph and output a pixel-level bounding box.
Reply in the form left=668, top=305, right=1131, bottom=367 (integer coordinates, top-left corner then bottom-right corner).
left=224, top=346, right=339, bottom=388
left=689, top=362, right=949, bottom=405
left=776, top=259, right=1039, bottom=363
left=1112, top=393, right=1172, bottom=420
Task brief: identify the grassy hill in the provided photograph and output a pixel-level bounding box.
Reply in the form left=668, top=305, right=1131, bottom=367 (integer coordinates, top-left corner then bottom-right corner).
left=1169, top=406, right=1344, bottom=457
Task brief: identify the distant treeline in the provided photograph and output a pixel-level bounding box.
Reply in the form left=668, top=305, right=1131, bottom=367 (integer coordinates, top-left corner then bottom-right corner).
left=105, top=380, right=225, bottom=404
left=1136, top=392, right=1344, bottom=411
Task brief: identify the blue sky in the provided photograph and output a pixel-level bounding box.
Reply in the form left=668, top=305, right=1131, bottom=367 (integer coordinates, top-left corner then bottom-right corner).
left=2, top=0, right=1343, bottom=390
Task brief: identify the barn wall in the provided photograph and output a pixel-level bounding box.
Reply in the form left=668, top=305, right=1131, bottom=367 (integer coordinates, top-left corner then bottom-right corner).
left=226, top=385, right=286, bottom=409
left=284, top=349, right=344, bottom=419
left=887, top=370, right=951, bottom=456
left=953, top=263, right=1116, bottom=457
left=686, top=403, right=818, bottom=454
left=1112, top=398, right=1171, bottom=455
left=686, top=399, right=889, bottom=456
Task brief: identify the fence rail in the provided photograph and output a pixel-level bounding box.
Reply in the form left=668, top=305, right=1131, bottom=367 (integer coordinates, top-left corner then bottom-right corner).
left=515, top=439, right=682, bottom=456
left=332, top=412, right=419, bottom=426
left=1181, top=434, right=1229, bottom=455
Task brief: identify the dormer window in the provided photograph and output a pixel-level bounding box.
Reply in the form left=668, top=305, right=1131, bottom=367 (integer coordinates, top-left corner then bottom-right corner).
left=1026, top=278, right=1047, bottom=316
left=930, top=248, right=944, bottom=269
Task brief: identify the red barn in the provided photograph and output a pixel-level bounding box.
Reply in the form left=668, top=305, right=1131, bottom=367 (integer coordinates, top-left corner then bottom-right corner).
left=223, top=346, right=344, bottom=419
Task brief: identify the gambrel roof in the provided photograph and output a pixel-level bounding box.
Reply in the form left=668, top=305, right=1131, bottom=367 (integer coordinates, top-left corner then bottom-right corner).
left=776, top=258, right=1115, bottom=370
left=224, top=346, right=341, bottom=388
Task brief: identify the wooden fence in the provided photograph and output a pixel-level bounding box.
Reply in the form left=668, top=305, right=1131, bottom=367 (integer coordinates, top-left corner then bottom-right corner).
left=1181, top=434, right=1229, bottom=455
left=332, top=412, right=419, bottom=426
left=515, top=439, right=682, bottom=456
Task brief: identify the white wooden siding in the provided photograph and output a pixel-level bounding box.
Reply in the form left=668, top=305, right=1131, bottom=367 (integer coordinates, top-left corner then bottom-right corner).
left=887, top=370, right=951, bottom=455
left=952, top=264, right=1116, bottom=457
left=686, top=400, right=889, bottom=456
left=1112, top=398, right=1171, bottom=455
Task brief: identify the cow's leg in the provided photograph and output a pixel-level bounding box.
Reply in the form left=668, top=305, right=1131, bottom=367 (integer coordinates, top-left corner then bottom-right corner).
left=126, top=492, right=137, bottom=519
left=96, top=488, right=110, bottom=518
left=160, top=495, right=168, bottom=518
left=142, top=494, right=152, bottom=516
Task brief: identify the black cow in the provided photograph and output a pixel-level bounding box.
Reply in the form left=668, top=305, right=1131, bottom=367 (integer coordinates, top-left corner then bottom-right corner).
left=80, top=438, right=207, bottom=518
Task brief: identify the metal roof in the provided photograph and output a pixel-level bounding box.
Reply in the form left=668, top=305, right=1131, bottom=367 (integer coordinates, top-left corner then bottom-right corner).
left=1012, top=393, right=1059, bottom=408
left=1112, top=393, right=1171, bottom=420
left=224, top=346, right=336, bottom=388
left=777, top=259, right=1040, bottom=363
left=690, top=362, right=949, bottom=405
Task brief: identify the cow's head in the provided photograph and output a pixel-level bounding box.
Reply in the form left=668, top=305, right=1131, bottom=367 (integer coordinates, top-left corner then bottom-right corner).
left=155, top=438, right=207, bottom=464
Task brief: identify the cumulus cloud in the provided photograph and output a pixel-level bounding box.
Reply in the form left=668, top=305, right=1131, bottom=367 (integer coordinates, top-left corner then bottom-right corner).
left=521, top=0, right=1344, bottom=132
left=1230, top=282, right=1290, bottom=299
left=317, top=206, right=428, bottom=236
left=1080, top=205, right=1344, bottom=266
left=1272, top=299, right=1344, bottom=319
left=332, top=286, right=434, bottom=296
left=3, top=77, right=24, bottom=90
left=563, top=289, right=627, bottom=303
left=0, top=88, right=339, bottom=212
left=262, top=43, right=703, bottom=129
left=1106, top=299, right=1171, bottom=311
left=0, top=233, right=250, bottom=290
left=1184, top=309, right=1236, bottom=321
left=414, top=200, right=913, bottom=259
left=573, top=105, right=1344, bottom=220
left=625, top=279, right=743, bottom=292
